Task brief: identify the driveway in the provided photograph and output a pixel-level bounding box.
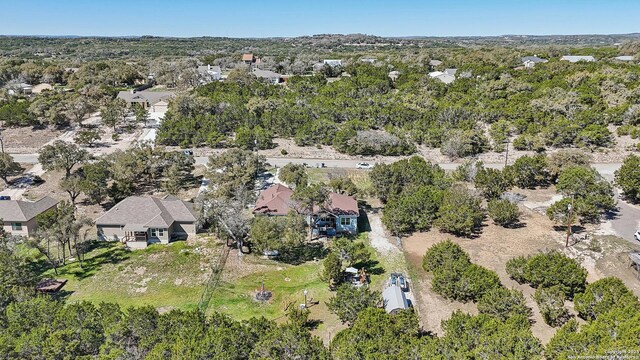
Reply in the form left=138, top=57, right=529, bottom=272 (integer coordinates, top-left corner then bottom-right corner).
left=604, top=189, right=640, bottom=244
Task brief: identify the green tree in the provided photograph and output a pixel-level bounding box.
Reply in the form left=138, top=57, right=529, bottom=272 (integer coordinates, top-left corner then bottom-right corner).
left=474, top=167, right=511, bottom=199
left=547, top=149, right=591, bottom=180
left=422, top=240, right=470, bottom=272
left=615, top=154, right=640, bottom=203
left=79, top=161, right=110, bottom=204
left=292, top=184, right=329, bottom=240
left=134, top=104, right=149, bottom=126
left=504, top=154, right=549, bottom=189
left=0, top=153, right=24, bottom=185
left=477, top=287, right=532, bottom=322
left=60, top=173, right=83, bottom=205
left=534, top=285, right=569, bottom=327
left=207, top=149, right=266, bottom=198
left=507, top=251, right=587, bottom=298
left=101, top=98, right=128, bottom=131
left=434, top=186, right=484, bottom=237
left=573, top=277, right=640, bottom=321
left=382, top=185, right=443, bottom=235
left=327, top=176, right=358, bottom=196
left=327, top=284, right=381, bottom=325
left=487, top=199, right=520, bottom=227
left=38, top=140, right=91, bottom=178
left=74, top=128, right=103, bottom=147
left=322, top=251, right=343, bottom=288
left=279, top=163, right=308, bottom=188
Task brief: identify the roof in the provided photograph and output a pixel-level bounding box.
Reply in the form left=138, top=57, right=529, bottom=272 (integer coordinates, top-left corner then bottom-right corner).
left=561, top=55, right=595, bottom=63
left=521, top=56, right=548, bottom=64
left=444, top=68, right=457, bottom=76
left=32, top=83, right=53, bottom=93
left=0, top=196, right=59, bottom=222
left=615, top=56, right=635, bottom=61
left=429, top=59, right=443, bottom=66
left=242, top=53, right=254, bottom=61
left=382, top=285, right=409, bottom=313
left=117, top=90, right=175, bottom=105
left=252, top=68, right=282, bottom=79
left=253, top=184, right=358, bottom=216
left=429, top=72, right=455, bottom=84
left=197, top=65, right=222, bottom=74
left=95, top=196, right=197, bottom=228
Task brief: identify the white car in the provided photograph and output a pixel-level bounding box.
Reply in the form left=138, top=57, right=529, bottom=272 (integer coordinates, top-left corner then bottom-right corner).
left=635, top=230, right=640, bottom=242
left=356, top=162, right=374, bottom=169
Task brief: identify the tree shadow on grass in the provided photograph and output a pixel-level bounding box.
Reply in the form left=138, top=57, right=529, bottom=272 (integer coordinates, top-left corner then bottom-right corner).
left=305, top=319, right=323, bottom=331
left=353, top=259, right=385, bottom=276
left=276, top=243, right=328, bottom=265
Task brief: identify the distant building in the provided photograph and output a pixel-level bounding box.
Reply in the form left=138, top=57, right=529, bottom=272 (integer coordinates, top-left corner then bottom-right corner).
left=614, top=55, right=635, bottom=62
left=96, top=195, right=199, bottom=250
left=117, top=90, right=175, bottom=112
left=382, top=285, right=409, bottom=314
left=361, top=58, right=376, bottom=63
left=323, top=59, right=343, bottom=67
left=388, top=70, right=401, bottom=81
left=444, top=68, right=457, bottom=76
left=0, top=196, right=59, bottom=237
left=429, top=59, right=443, bottom=67
left=251, top=68, right=283, bottom=84
left=521, top=56, right=548, bottom=68
left=429, top=71, right=455, bottom=84
left=197, top=64, right=222, bottom=83
left=561, top=55, right=595, bottom=63
left=242, top=53, right=256, bottom=65
left=5, top=81, right=32, bottom=95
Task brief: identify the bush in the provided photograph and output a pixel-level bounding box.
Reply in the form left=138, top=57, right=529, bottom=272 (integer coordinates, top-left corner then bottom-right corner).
left=573, top=277, right=640, bottom=321
left=547, top=149, right=591, bottom=180
left=279, top=163, right=308, bottom=188
left=432, top=263, right=501, bottom=303
left=474, top=167, right=511, bottom=199
left=422, top=240, right=470, bottom=272
left=477, top=287, right=532, bottom=321
left=534, top=285, right=569, bottom=327
left=508, top=252, right=587, bottom=298
left=487, top=199, right=520, bottom=227
left=434, top=186, right=484, bottom=237
left=504, top=154, right=549, bottom=189
left=382, top=185, right=443, bottom=235
left=440, top=129, right=488, bottom=159
left=327, top=284, right=381, bottom=325
left=615, top=154, right=640, bottom=203
left=505, top=256, right=528, bottom=284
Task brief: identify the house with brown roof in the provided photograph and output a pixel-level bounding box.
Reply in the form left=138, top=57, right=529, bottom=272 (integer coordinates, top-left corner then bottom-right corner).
left=116, top=90, right=175, bottom=112
left=254, top=184, right=359, bottom=236
left=242, top=53, right=256, bottom=64
left=0, top=196, right=59, bottom=237
left=95, top=195, right=199, bottom=249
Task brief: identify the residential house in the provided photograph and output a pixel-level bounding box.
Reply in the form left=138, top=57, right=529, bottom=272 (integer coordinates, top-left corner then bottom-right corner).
left=251, top=69, right=283, bottom=84
left=242, top=53, right=256, bottom=65
left=0, top=196, right=59, bottom=237
left=382, top=285, right=409, bottom=314
left=429, top=71, right=455, bottom=84
left=614, top=55, right=635, bottom=62
left=561, top=55, right=596, bottom=63
left=253, top=184, right=359, bottom=236
left=521, top=56, right=548, bottom=68
left=31, top=83, right=54, bottom=94
left=323, top=59, right=343, bottom=67
left=388, top=70, right=401, bottom=81
left=5, top=81, right=32, bottom=95
left=360, top=58, right=376, bottom=64
left=197, top=64, right=222, bottom=84
left=95, top=195, right=199, bottom=249
left=116, top=90, right=175, bottom=112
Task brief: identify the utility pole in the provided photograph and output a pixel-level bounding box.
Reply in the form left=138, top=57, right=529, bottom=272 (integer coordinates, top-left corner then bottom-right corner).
left=0, top=133, right=4, bottom=153
left=504, top=134, right=510, bottom=167
left=565, top=196, right=575, bottom=247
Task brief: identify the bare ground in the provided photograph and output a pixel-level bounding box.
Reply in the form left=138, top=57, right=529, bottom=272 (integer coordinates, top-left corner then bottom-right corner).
left=1, top=127, right=64, bottom=153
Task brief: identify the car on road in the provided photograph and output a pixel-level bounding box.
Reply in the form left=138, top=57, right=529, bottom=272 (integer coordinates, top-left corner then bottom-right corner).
left=0, top=196, right=11, bottom=200
left=356, top=162, right=374, bottom=169
left=635, top=230, right=640, bottom=242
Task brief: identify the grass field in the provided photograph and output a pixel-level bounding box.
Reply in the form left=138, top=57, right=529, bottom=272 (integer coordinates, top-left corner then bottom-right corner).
left=37, top=238, right=224, bottom=311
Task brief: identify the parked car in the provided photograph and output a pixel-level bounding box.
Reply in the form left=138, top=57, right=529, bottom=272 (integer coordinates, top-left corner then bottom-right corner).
left=398, top=274, right=408, bottom=291
left=182, top=149, right=193, bottom=156
left=356, top=162, right=373, bottom=169
left=635, top=230, right=640, bottom=242
left=0, top=196, right=11, bottom=200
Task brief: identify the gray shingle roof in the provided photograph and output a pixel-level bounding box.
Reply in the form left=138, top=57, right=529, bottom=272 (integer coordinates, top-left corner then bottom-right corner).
left=0, top=196, right=59, bottom=222
left=117, top=91, right=175, bottom=105
left=95, top=196, right=197, bottom=228
left=521, top=56, right=548, bottom=64
left=252, top=68, right=282, bottom=79
left=561, top=55, right=595, bottom=63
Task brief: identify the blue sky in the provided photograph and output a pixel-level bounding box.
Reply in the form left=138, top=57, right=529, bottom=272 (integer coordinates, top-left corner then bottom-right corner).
left=0, top=0, right=638, bottom=37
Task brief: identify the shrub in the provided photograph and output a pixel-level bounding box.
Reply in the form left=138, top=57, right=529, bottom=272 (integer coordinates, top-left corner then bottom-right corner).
left=433, top=263, right=501, bottom=303
left=327, top=284, right=381, bottom=325
left=615, top=154, right=640, bottom=203
left=434, top=186, right=484, bottom=237
left=383, top=185, right=443, bottom=235
left=534, top=285, right=569, bottom=327
left=547, top=149, right=591, bottom=180
left=573, top=277, right=640, bottom=321
left=477, top=287, right=532, bottom=321
left=509, top=251, right=587, bottom=298
left=474, top=167, right=511, bottom=199
left=422, top=240, right=470, bottom=272
left=506, top=256, right=528, bottom=284
left=504, top=154, right=549, bottom=189
left=487, top=199, right=520, bottom=227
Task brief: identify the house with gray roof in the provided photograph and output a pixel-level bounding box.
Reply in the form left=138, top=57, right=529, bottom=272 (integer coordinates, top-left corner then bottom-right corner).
left=116, top=90, right=176, bottom=112
left=561, top=55, right=596, bottom=63
left=521, top=56, right=548, bottom=68
left=382, top=285, right=409, bottom=314
left=0, top=196, right=59, bottom=237
left=252, top=69, right=283, bottom=84
left=614, top=55, right=635, bottom=62
left=96, top=195, right=198, bottom=249
left=429, top=71, right=456, bottom=84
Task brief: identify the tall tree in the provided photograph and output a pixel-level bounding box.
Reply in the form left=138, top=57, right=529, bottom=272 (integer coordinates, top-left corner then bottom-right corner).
left=38, top=140, right=91, bottom=178
left=0, top=153, right=24, bottom=185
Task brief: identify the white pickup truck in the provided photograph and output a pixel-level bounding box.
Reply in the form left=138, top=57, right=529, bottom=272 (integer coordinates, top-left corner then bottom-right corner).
left=635, top=230, right=640, bottom=242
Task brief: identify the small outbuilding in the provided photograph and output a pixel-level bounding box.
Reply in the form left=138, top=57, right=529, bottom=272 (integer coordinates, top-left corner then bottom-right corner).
left=382, top=285, right=409, bottom=314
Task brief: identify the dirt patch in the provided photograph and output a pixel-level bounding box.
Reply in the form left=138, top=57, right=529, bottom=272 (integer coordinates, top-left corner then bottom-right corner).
left=403, top=207, right=563, bottom=342
left=1, top=127, right=64, bottom=153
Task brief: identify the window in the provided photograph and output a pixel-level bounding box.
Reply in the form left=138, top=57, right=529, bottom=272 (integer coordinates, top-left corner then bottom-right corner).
left=11, top=222, right=22, bottom=231
left=150, top=228, right=165, bottom=238
left=150, top=228, right=157, bottom=237
left=158, top=228, right=165, bottom=237
left=340, top=217, right=351, bottom=226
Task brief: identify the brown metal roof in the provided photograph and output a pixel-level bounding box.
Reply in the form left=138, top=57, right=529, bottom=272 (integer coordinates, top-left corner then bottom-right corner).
left=253, top=185, right=358, bottom=216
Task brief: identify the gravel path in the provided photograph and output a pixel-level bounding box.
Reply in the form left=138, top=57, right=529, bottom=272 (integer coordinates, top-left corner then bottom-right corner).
left=368, top=214, right=401, bottom=255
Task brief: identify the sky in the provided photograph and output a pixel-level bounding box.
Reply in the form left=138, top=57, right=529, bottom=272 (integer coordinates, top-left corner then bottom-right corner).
left=0, top=0, right=639, bottom=38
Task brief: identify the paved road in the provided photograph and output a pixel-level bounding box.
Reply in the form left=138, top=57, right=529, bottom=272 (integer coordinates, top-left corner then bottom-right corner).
left=610, top=189, right=640, bottom=244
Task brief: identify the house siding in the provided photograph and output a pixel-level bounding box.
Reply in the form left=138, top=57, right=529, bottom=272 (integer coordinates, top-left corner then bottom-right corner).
left=3, top=218, right=37, bottom=237
left=97, top=225, right=126, bottom=241
left=336, top=215, right=358, bottom=234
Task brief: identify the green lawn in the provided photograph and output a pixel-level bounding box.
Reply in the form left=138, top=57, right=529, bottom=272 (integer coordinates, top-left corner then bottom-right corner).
left=37, top=239, right=223, bottom=311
